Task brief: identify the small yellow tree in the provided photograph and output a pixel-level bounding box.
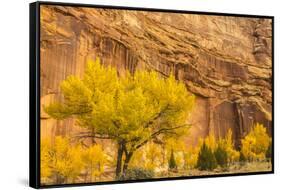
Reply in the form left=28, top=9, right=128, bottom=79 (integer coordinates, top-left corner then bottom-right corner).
left=165, top=137, right=186, bottom=170
left=129, top=148, right=145, bottom=169
left=129, top=142, right=162, bottom=171
left=41, top=136, right=84, bottom=184
left=183, top=146, right=198, bottom=169
left=144, top=142, right=162, bottom=170
left=82, top=144, right=107, bottom=181
left=41, top=138, right=52, bottom=181
left=241, top=123, right=271, bottom=161
left=222, top=129, right=240, bottom=163
left=204, top=132, right=216, bottom=151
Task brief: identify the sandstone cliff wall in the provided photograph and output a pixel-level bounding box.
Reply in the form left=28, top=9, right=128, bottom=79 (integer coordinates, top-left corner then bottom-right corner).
left=40, top=5, right=272, bottom=147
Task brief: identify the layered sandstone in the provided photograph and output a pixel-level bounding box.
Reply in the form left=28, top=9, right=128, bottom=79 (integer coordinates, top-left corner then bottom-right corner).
left=40, top=5, right=272, bottom=148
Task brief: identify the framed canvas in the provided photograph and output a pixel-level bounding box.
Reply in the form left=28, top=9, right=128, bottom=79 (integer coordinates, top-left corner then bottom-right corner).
left=29, top=1, right=274, bottom=188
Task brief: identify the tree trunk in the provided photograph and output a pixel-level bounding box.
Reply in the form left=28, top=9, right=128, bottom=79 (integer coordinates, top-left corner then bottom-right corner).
left=122, top=152, right=133, bottom=175
left=115, top=142, right=124, bottom=179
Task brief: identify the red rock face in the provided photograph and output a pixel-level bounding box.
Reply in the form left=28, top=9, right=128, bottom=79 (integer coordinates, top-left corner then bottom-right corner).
left=40, top=5, right=272, bottom=148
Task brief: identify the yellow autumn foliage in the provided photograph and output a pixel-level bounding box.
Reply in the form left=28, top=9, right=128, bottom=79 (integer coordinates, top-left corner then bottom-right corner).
left=202, top=132, right=216, bottom=151
left=241, top=123, right=271, bottom=161
left=219, top=129, right=240, bottom=163
left=41, top=136, right=108, bottom=184
left=183, top=146, right=198, bottom=169
left=196, top=129, right=239, bottom=165
left=41, top=136, right=84, bottom=183
left=165, top=137, right=187, bottom=168
left=82, top=144, right=107, bottom=180
left=144, top=142, right=162, bottom=170
left=41, top=138, right=52, bottom=180
left=129, top=142, right=162, bottom=171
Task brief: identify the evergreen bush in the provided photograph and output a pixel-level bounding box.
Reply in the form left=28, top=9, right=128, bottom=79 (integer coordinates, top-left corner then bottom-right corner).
left=196, top=142, right=217, bottom=171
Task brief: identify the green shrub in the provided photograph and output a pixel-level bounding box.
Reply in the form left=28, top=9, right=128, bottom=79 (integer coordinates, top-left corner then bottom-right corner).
left=266, top=142, right=272, bottom=161
left=214, top=144, right=228, bottom=168
left=197, top=142, right=217, bottom=171
left=169, top=149, right=177, bottom=171
left=239, top=152, right=246, bottom=165
left=119, top=168, right=154, bottom=180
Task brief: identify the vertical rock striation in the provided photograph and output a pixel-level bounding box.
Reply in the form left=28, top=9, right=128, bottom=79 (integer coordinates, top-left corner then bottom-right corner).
left=40, top=5, right=272, bottom=148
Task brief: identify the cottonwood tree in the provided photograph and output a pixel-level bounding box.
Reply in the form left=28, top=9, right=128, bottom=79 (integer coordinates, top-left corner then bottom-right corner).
left=183, top=147, right=198, bottom=169
left=241, top=123, right=271, bottom=161
left=129, top=142, right=162, bottom=171
left=45, top=58, right=195, bottom=178
left=221, top=129, right=240, bottom=163
left=82, top=144, right=107, bottom=181
left=41, top=136, right=84, bottom=184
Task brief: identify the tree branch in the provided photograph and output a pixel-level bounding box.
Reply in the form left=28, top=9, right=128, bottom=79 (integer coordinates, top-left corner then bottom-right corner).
left=134, top=123, right=190, bottom=150
left=112, top=119, right=121, bottom=129
left=143, top=104, right=171, bottom=128
left=123, top=144, right=129, bottom=157
left=72, top=132, right=114, bottom=140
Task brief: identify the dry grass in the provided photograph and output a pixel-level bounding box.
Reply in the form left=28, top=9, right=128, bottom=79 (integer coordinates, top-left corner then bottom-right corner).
left=160, top=161, right=272, bottom=178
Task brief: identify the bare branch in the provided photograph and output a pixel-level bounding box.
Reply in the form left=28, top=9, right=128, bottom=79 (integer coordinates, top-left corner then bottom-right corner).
left=143, top=104, right=171, bottom=128
left=72, top=133, right=113, bottom=140
left=134, top=123, right=190, bottom=150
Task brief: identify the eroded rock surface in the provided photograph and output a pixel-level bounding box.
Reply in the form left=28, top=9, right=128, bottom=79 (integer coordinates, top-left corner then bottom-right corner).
left=40, top=5, right=272, bottom=147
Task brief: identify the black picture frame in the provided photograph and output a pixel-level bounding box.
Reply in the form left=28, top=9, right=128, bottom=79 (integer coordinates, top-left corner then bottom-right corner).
left=30, top=1, right=274, bottom=189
